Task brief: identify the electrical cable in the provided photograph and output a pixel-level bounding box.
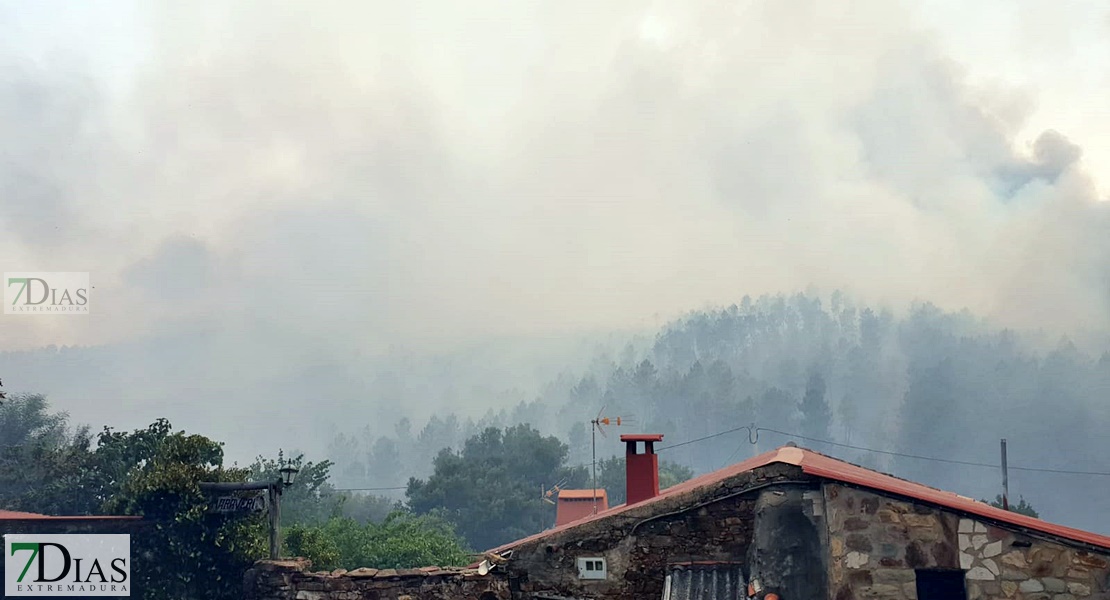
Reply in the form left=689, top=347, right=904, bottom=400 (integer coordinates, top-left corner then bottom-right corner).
left=655, top=424, right=1110, bottom=477
left=333, top=486, right=407, bottom=492
left=655, top=424, right=757, bottom=451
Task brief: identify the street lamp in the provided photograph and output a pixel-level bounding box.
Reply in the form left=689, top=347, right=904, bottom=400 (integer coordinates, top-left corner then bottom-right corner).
left=200, top=464, right=301, bottom=560
left=279, top=465, right=299, bottom=487
left=266, top=465, right=299, bottom=559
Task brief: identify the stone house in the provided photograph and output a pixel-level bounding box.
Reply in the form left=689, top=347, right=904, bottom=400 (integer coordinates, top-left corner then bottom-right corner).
left=490, top=436, right=1110, bottom=600
left=249, top=436, right=1110, bottom=600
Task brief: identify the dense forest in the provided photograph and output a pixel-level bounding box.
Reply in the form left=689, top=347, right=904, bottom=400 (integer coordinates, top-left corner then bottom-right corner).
left=325, top=293, right=1110, bottom=535
left=6, top=291, right=1109, bottom=599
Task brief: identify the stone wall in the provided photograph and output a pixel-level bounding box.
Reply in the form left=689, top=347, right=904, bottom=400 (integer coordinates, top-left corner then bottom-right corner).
left=956, top=518, right=1109, bottom=600
left=825, top=484, right=1110, bottom=600
left=243, top=558, right=510, bottom=600
left=242, top=473, right=1110, bottom=600
left=506, top=462, right=813, bottom=599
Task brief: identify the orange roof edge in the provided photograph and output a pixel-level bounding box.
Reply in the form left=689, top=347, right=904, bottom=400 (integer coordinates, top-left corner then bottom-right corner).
left=0, top=509, right=141, bottom=521
left=488, top=446, right=1110, bottom=553
left=558, top=489, right=607, bottom=500
left=797, top=453, right=1110, bottom=550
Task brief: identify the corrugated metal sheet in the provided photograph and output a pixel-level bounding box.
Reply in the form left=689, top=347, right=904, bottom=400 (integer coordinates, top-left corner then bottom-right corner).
left=663, top=562, right=745, bottom=600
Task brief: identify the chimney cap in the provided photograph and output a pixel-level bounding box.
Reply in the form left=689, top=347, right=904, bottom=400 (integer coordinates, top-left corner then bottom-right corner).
left=620, top=434, right=664, bottom=442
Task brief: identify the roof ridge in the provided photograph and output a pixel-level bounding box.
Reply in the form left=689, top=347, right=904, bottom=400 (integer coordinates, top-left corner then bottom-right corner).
left=489, top=444, right=1110, bottom=553
left=789, top=445, right=974, bottom=499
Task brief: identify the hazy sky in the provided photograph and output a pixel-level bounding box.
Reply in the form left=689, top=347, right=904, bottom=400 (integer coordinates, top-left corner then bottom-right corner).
left=3, top=0, right=1109, bottom=349
left=1, top=1, right=1109, bottom=455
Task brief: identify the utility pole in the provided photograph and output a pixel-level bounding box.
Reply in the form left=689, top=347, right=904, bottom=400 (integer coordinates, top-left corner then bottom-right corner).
left=1000, top=438, right=1009, bottom=511
left=269, top=482, right=281, bottom=558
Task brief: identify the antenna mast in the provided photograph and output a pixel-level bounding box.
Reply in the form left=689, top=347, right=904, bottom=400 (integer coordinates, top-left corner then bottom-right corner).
left=589, top=408, right=632, bottom=515
left=591, top=414, right=598, bottom=514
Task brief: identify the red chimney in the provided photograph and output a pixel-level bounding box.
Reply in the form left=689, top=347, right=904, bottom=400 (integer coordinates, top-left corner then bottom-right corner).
left=620, top=434, right=663, bottom=505
left=555, top=489, right=609, bottom=526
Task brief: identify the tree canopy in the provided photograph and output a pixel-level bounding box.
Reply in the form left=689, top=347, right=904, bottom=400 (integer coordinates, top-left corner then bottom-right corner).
left=249, top=452, right=342, bottom=525
left=406, top=424, right=586, bottom=550
left=986, top=495, right=1040, bottom=518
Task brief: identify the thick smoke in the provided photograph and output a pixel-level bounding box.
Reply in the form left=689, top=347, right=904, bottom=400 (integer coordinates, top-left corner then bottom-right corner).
left=0, top=0, right=1108, bottom=459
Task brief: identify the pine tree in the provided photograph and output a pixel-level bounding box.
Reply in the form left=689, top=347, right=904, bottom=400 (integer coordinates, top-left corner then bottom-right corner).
left=799, top=372, right=831, bottom=442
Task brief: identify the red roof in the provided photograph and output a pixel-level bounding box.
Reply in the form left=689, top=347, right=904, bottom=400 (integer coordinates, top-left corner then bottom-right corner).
left=490, top=446, right=1110, bottom=552
left=0, top=509, right=141, bottom=521
left=0, top=510, right=47, bottom=519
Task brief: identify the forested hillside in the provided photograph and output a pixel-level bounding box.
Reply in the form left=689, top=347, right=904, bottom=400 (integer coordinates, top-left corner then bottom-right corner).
left=330, top=292, right=1110, bottom=534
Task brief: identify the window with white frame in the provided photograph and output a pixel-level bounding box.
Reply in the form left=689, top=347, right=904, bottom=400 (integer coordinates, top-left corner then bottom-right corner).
left=577, top=557, right=607, bottom=580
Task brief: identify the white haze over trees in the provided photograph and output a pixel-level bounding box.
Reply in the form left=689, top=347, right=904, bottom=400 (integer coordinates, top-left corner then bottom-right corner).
left=327, top=294, right=1110, bottom=535
left=2, top=1, right=1110, bottom=532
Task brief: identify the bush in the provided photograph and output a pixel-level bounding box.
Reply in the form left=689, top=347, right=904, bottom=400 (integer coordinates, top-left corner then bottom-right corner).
left=285, top=512, right=471, bottom=570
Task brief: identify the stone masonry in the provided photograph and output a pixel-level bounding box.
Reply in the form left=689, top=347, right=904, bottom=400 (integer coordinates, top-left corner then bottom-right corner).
left=506, top=462, right=815, bottom=599
left=243, top=558, right=510, bottom=600
left=243, top=456, right=1110, bottom=600
left=825, top=483, right=1110, bottom=600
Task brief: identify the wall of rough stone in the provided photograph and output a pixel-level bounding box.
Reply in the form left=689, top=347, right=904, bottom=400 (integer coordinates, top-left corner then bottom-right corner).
left=242, top=474, right=1110, bottom=600
left=505, top=463, right=815, bottom=599
left=825, top=484, right=1110, bottom=600
left=243, top=558, right=510, bottom=600
left=955, top=517, right=1110, bottom=600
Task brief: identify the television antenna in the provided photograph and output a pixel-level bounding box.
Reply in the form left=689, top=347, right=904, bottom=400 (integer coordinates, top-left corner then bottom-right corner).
left=589, top=407, right=633, bottom=515
left=476, top=550, right=511, bottom=576
left=540, top=479, right=567, bottom=505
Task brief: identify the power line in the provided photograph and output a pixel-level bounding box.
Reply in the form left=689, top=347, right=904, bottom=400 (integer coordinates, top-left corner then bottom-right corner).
left=757, top=428, right=997, bottom=469
left=759, top=428, right=1110, bottom=476
left=999, top=465, right=1110, bottom=477
left=656, top=424, right=756, bottom=451
left=334, top=486, right=407, bottom=492
left=657, top=424, right=1110, bottom=478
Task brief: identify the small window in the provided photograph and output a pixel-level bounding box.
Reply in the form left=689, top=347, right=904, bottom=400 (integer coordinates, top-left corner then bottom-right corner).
left=577, top=557, right=607, bottom=580
left=916, top=569, right=966, bottom=600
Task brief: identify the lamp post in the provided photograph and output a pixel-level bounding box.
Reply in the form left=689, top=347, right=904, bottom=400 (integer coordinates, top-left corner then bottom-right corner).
left=200, top=465, right=299, bottom=559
